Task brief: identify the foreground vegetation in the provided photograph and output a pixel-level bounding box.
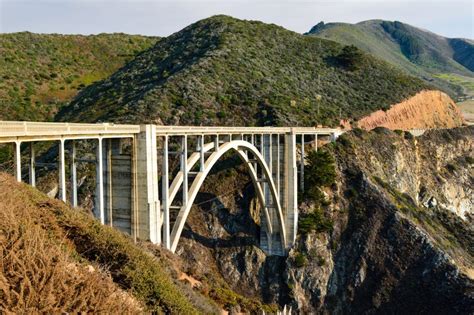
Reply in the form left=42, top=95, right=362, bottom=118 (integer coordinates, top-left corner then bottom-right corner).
left=0, top=173, right=212, bottom=313
left=0, top=171, right=280, bottom=313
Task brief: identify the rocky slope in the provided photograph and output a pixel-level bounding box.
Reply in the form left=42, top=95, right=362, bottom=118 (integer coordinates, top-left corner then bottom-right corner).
left=175, top=126, right=473, bottom=313
left=287, top=126, right=473, bottom=313
left=357, top=90, right=465, bottom=130
left=57, top=15, right=429, bottom=127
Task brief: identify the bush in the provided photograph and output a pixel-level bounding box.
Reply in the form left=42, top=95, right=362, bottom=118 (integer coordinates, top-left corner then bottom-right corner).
left=446, top=163, right=457, bottom=173
left=336, top=45, right=366, bottom=71
left=298, top=208, right=333, bottom=235
left=304, top=150, right=336, bottom=190
left=294, top=253, right=308, bottom=268
left=404, top=132, right=414, bottom=140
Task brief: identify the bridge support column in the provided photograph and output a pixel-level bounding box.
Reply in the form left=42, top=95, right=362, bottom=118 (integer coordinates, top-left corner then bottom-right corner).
left=259, top=134, right=286, bottom=255
left=95, top=137, right=105, bottom=223
left=29, top=142, right=35, bottom=187
left=105, top=139, right=113, bottom=226
left=70, top=141, right=77, bottom=207
left=103, top=139, right=133, bottom=233
left=276, top=134, right=281, bottom=197
left=162, top=135, right=170, bottom=249
left=181, top=136, right=188, bottom=206
left=14, top=141, right=21, bottom=182
left=261, top=134, right=270, bottom=253
left=134, top=125, right=160, bottom=244
left=59, top=139, right=66, bottom=202
left=300, top=135, right=305, bottom=193
left=284, top=131, right=298, bottom=246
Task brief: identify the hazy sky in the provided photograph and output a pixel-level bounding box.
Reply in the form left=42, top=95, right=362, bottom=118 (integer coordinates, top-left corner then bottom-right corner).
left=1, top=0, right=472, bottom=39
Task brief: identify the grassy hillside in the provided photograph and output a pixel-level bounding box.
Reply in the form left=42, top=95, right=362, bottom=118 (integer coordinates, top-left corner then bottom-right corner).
left=58, top=15, right=429, bottom=127
left=307, top=20, right=474, bottom=99
left=0, top=32, right=158, bottom=121
left=0, top=172, right=279, bottom=313
left=0, top=173, right=206, bottom=313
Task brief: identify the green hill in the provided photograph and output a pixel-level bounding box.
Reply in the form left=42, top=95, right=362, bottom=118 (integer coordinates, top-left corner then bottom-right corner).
left=307, top=20, right=474, bottom=100
left=0, top=32, right=159, bottom=121
left=58, top=15, right=429, bottom=127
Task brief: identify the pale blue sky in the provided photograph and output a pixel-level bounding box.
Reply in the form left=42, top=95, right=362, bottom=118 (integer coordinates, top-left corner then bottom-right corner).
left=1, top=0, right=472, bottom=39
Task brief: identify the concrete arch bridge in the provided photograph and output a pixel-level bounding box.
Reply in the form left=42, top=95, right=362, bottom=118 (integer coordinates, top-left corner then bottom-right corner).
left=0, top=122, right=342, bottom=255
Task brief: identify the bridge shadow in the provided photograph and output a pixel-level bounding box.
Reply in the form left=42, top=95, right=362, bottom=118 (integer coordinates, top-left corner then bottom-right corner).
left=180, top=179, right=261, bottom=250
left=181, top=227, right=257, bottom=249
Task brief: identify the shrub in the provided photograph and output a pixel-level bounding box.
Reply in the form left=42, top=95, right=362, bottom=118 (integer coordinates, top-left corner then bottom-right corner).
left=335, top=45, right=366, bottom=71
left=304, top=150, right=336, bottom=190
left=298, top=208, right=333, bottom=235
left=294, top=253, right=307, bottom=268
left=404, top=132, right=414, bottom=140
left=317, top=256, right=326, bottom=267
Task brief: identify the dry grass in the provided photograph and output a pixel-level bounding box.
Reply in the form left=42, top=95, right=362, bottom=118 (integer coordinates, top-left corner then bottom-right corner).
left=0, top=173, right=208, bottom=314
left=0, top=174, right=140, bottom=313
left=0, top=175, right=142, bottom=314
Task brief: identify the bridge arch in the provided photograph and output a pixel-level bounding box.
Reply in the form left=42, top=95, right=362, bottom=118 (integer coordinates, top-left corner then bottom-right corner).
left=169, top=140, right=287, bottom=253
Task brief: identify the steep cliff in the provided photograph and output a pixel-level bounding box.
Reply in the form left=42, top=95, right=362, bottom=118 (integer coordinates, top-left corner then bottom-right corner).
left=287, top=126, right=473, bottom=313
left=357, top=90, right=465, bottom=130
left=176, top=126, right=473, bottom=313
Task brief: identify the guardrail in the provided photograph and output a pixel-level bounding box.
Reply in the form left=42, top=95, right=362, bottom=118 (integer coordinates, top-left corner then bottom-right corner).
left=0, top=121, right=341, bottom=140
left=0, top=121, right=141, bottom=137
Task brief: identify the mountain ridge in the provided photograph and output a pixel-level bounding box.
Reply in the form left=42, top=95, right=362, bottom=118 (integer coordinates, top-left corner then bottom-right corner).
left=306, top=19, right=474, bottom=99
left=58, top=15, right=430, bottom=127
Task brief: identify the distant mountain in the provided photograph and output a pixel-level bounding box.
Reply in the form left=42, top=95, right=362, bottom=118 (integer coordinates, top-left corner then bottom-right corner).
left=307, top=20, right=474, bottom=99
left=0, top=32, right=159, bottom=121
left=58, top=15, right=429, bottom=127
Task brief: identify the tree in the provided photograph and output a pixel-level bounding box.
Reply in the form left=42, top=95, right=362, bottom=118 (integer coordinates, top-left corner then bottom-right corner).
left=336, top=45, right=366, bottom=71
left=304, top=150, right=336, bottom=188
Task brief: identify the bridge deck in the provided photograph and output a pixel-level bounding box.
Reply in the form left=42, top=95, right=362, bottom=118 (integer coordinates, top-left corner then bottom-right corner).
left=0, top=121, right=140, bottom=143
left=0, top=121, right=340, bottom=143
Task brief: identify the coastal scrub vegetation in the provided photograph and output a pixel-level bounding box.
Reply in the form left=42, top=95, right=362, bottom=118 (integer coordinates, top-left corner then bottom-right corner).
left=59, top=15, right=429, bottom=126
left=0, top=33, right=158, bottom=121
left=299, top=149, right=336, bottom=235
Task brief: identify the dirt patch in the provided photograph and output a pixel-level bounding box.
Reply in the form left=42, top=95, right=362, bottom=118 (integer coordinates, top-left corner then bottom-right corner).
left=357, top=90, right=464, bottom=130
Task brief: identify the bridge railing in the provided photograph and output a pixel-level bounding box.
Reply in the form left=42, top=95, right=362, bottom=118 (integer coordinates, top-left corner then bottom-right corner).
left=0, top=121, right=141, bottom=137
